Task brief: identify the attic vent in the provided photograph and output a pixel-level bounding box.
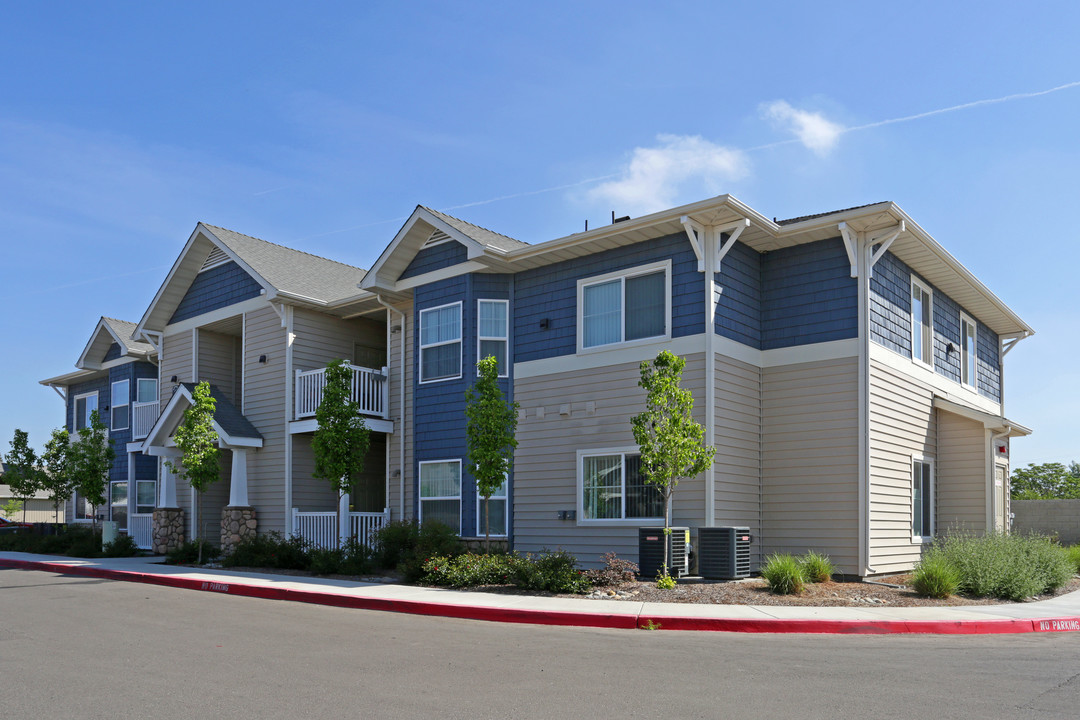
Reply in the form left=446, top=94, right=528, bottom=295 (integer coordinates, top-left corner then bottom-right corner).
left=422, top=230, right=452, bottom=248
left=200, top=246, right=230, bottom=272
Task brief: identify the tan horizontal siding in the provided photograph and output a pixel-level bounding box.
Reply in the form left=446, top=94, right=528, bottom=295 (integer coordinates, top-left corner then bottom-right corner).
left=197, top=328, right=241, bottom=406
left=160, top=330, right=193, bottom=407
left=386, top=300, right=414, bottom=522
left=243, top=305, right=287, bottom=534
left=714, top=354, right=762, bottom=566
left=936, top=409, right=988, bottom=533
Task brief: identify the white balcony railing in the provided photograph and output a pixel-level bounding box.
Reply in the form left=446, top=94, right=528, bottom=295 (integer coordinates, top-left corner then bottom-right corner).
left=295, top=365, right=388, bottom=421
left=129, top=514, right=153, bottom=550
left=292, top=508, right=391, bottom=549
left=132, top=400, right=160, bottom=440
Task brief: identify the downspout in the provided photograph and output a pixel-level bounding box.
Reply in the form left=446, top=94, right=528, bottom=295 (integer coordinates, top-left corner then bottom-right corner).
left=377, top=295, right=407, bottom=521
left=704, top=227, right=717, bottom=528
left=856, top=229, right=873, bottom=576
left=283, top=304, right=294, bottom=536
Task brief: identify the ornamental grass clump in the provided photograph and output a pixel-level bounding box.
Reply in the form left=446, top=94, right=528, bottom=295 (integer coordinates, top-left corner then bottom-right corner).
left=798, top=551, right=834, bottom=583
left=911, top=552, right=961, bottom=598
left=761, top=553, right=805, bottom=595
left=1065, top=545, right=1080, bottom=575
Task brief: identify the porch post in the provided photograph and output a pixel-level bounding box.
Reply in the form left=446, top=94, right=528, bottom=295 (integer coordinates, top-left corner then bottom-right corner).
left=159, top=449, right=180, bottom=508
left=152, top=449, right=184, bottom=555
left=127, top=451, right=136, bottom=519
left=339, top=489, right=351, bottom=546
left=229, top=448, right=250, bottom=507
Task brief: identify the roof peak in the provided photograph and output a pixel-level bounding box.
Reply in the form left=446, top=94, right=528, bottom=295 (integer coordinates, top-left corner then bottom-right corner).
left=200, top=222, right=368, bottom=273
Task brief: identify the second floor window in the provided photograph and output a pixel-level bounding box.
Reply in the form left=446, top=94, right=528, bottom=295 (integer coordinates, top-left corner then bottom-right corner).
left=579, top=262, right=669, bottom=350
left=74, top=392, right=98, bottom=432
left=420, top=302, right=462, bottom=382
left=477, top=299, right=508, bottom=377
left=911, top=278, right=933, bottom=367
left=960, top=313, right=977, bottom=389
left=137, top=378, right=158, bottom=404
left=111, top=380, right=130, bottom=431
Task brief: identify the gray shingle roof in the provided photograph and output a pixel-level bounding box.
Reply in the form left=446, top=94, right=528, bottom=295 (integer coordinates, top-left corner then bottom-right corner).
left=202, top=224, right=368, bottom=305
left=179, top=382, right=262, bottom=441
left=102, top=317, right=154, bottom=356
left=420, top=207, right=529, bottom=252
left=775, top=202, right=886, bottom=226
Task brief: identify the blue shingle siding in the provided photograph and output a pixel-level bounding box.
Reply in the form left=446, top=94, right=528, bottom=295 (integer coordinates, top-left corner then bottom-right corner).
left=514, top=232, right=704, bottom=363
left=716, top=239, right=762, bottom=347
left=760, top=238, right=856, bottom=350
left=169, top=261, right=262, bottom=324
left=399, top=241, right=470, bottom=280
left=870, top=250, right=1001, bottom=400
left=104, top=342, right=122, bottom=362
left=412, top=273, right=514, bottom=538
left=68, top=376, right=109, bottom=435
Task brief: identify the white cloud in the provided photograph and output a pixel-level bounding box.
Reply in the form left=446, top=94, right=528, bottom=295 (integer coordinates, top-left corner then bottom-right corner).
left=762, top=101, right=845, bottom=155
left=588, top=134, right=748, bottom=214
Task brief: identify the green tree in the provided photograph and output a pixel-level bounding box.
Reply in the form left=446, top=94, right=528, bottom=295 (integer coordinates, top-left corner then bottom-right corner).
left=631, top=351, right=715, bottom=578
left=4, top=429, right=43, bottom=523
left=70, top=410, right=115, bottom=534
left=166, top=382, right=220, bottom=563
left=465, top=354, right=519, bottom=551
left=1010, top=462, right=1080, bottom=499
left=312, top=359, right=370, bottom=544
left=41, top=429, right=75, bottom=524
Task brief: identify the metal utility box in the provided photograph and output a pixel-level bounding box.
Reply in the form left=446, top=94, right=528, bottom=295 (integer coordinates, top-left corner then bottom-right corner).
left=697, top=526, right=752, bottom=579
left=638, top=527, right=690, bottom=579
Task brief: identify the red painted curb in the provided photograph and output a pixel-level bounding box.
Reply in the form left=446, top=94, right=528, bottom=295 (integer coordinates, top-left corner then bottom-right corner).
left=4, top=558, right=1079, bottom=635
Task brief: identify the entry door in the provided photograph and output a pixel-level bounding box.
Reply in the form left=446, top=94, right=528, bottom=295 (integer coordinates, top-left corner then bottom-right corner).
left=110, top=481, right=128, bottom=531
left=993, top=465, right=1006, bottom=532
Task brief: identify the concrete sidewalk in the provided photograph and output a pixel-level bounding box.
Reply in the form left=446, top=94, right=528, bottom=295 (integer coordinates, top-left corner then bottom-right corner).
left=3, top=551, right=1079, bottom=635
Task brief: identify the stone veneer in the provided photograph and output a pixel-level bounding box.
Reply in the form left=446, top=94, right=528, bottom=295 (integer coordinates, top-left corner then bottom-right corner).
left=152, top=508, right=185, bottom=555
left=220, top=506, right=257, bottom=556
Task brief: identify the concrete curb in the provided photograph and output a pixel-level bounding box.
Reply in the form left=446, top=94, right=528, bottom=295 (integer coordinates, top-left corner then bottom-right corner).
left=5, top=558, right=1080, bottom=635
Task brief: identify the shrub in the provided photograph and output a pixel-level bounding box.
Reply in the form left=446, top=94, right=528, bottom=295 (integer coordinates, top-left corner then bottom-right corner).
left=584, top=552, right=639, bottom=587
left=930, top=531, right=1072, bottom=601
left=222, top=532, right=309, bottom=570
left=102, top=534, right=140, bottom=558
left=510, top=550, right=589, bottom=594
left=421, top=552, right=517, bottom=588
left=166, top=539, right=220, bottom=565
left=655, top=567, right=677, bottom=590
left=799, top=551, right=834, bottom=583
left=308, top=538, right=374, bottom=576
left=371, top=520, right=420, bottom=570
left=911, top=552, right=961, bottom=598
left=1066, top=545, right=1080, bottom=575
left=761, top=553, right=805, bottom=595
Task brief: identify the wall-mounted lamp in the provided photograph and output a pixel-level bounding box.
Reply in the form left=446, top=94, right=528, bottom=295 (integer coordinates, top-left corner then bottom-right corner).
left=390, top=324, right=402, bottom=334
left=259, top=355, right=267, bottom=364
left=945, top=342, right=957, bottom=354
left=391, top=469, right=401, bottom=478
left=539, top=318, right=550, bottom=330
left=170, top=375, right=178, bottom=383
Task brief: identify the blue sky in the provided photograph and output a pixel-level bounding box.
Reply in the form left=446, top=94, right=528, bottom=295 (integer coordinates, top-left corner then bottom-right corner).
left=1, top=1, right=1077, bottom=470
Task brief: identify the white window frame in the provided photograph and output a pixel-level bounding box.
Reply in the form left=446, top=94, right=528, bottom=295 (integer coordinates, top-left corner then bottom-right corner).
left=111, top=379, right=130, bottom=431
left=476, top=299, right=509, bottom=378
left=134, top=479, right=157, bottom=515
left=576, top=260, right=671, bottom=353
left=419, top=301, right=463, bottom=384
left=912, top=455, right=935, bottom=543
left=73, top=391, right=99, bottom=432
left=136, top=378, right=158, bottom=404
left=960, top=312, right=977, bottom=390
left=418, top=459, right=462, bottom=534
left=475, top=475, right=508, bottom=537
left=576, top=447, right=664, bottom=526
left=71, top=488, right=96, bottom=523
left=911, top=277, right=934, bottom=369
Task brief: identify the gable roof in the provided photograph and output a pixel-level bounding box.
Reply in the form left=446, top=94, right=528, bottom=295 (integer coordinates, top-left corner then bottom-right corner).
left=419, top=207, right=529, bottom=253
left=75, top=317, right=155, bottom=370
left=141, top=382, right=262, bottom=450
left=137, top=223, right=370, bottom=334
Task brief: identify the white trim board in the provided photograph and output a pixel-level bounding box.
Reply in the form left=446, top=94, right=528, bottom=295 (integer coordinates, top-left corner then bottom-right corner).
left=163, top=296, right=270, bottom=336
left=869, top=342, right=1001, bottom=416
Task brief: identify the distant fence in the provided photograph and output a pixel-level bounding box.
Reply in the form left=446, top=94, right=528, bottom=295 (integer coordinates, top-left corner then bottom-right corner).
left=1012, top=500, right=1080, bottom=545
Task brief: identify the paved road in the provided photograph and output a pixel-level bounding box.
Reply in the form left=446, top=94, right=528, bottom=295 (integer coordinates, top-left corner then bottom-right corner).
left=3, top=568, right=1078, bottom=719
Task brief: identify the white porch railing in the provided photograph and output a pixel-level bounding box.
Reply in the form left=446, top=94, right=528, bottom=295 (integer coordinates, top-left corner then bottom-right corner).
left=130, top=514, right=153, bottom=550
left=132, top=400, right=160, bottom=440
left=291, top=508, right=391, bottom=550
left=295, top=365, right=389, bottom=421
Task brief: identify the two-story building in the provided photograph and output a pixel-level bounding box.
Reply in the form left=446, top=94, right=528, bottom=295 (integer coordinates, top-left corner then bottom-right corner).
left=41, top=195, right=1032, bottom=577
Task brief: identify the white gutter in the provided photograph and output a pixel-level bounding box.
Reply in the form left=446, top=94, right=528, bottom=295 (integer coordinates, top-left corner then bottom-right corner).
left=284, top=305, right=295, bottom=535
left=704, top=226, right=717, bottom=528
left=377, top=294, right=408, bottom=521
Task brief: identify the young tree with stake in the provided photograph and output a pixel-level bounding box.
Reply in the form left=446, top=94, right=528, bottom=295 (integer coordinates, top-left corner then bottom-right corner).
left=631, top=350, right=715, bottom=583
left=41, top=428, right=75, bottom=524
left=166, top=383, right=220, bottom=563
left=4, top=429, right=43, bottom=523
left=465, top=354, right=519, bottom=552
left=312, top=359, right=370, bottom=544
left=70, top=410, right=114, bottom=534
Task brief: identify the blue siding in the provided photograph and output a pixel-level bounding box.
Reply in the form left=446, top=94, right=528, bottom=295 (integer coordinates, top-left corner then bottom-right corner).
left=514, top=232, right=704, bottom=363
left=412, top=273, right=515, bottom=538
left=104, top=342, right=122, bottom=362
left=170, top=261, right=262, bottom=324
left=870, top=250, right=1001, bottom=401
left=715, top=239, right=762, bottom=347
left=399, top=241, right=469, bottom=280
left=761, top=237, right=857, bottom=350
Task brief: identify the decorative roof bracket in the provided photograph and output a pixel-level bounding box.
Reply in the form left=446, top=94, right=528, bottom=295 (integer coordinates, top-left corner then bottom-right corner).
left=680, top=215, right=706, bottom=270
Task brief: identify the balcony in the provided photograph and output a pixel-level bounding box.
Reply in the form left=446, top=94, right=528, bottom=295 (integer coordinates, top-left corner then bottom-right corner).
left=294, top=364, right=389, bottom=421
left=132, top=400, right=160, bottom=441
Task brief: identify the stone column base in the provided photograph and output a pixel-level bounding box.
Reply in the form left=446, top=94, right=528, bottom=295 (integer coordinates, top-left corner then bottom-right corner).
left=152, top=508, right=185, bottom=555
left=221, top=506, right=257, bottom=556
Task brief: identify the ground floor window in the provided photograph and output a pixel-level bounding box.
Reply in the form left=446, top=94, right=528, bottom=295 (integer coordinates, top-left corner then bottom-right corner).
left=135, top=479, right=156, bottom=514
left=72, top=488, right=95, bottom=521
left=110, top=481, right=127, bottom=530
left=419, top=460, right=461, bottom=534
left=912, top=456, right=934, bottom=541
left=580, top=450, right=663, bottom=521
left=476, top=477, right=507, bottom=537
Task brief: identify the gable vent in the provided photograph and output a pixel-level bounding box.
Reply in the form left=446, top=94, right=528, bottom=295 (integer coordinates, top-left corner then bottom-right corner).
left=422, top=230, right=452, bottom=248
left=200, top=246, right=230, bottom=272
